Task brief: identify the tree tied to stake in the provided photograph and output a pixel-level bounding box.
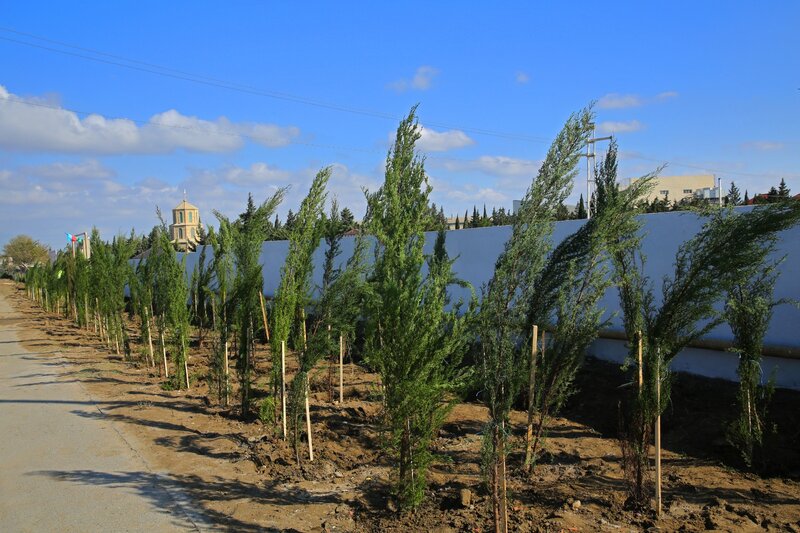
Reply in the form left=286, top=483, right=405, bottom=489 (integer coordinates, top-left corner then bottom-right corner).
left=477, top=106, right=594, bottom=533
left=364, top=106, right=474, bottom=510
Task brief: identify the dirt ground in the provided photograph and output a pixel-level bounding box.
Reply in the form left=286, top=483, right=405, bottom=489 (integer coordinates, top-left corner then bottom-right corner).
left=4, top=279, right=800, bottom=532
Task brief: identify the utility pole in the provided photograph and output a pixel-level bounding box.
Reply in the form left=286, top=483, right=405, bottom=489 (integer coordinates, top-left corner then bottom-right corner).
left=584, top=124, right=612, bottom=219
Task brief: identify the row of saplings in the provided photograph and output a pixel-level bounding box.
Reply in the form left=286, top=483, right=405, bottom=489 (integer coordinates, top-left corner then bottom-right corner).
left=24, top=105, right=799, bottom=532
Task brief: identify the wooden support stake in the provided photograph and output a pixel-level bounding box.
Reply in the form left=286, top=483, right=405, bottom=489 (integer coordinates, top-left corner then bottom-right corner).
left=184, top=350, right=190, bottom=390
left=281, top=340, right=287, bottom=441
left=327, top=324, right=333, bottom=402
left=655, top=348, right=662, bottom=518
left=637, top=330, right=643, bottom=395
left=305, top=384, right=314, bottom=461
left=499, top=419, right=509, bottom=533
left=259, top=292, right=270, bottom=342
left=301, top=309, right=308, bottom=350
left=160, top=328, right=169, bottom=379
left=145, top=309, right=155, bottom=367
left=224, top=341, right=229, bottom=378
left=339, top=334, right=344, bottom=404
left=524, top=324, right=539, bottom=472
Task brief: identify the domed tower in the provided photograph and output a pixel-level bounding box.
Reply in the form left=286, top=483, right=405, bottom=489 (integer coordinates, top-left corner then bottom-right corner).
left=169, top=196, right=202, bottom=251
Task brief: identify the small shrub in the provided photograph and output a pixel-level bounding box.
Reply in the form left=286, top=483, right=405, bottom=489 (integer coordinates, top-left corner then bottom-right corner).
left=259, top=396, right=276, bottom=426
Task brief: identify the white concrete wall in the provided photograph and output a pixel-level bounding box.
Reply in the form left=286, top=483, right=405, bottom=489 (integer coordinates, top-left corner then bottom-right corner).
left=182, top=207, right=800, bottom=389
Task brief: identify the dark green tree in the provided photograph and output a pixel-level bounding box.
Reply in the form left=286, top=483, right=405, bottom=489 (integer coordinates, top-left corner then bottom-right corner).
left=471, top=205, right=480, bottom=228
left=614, top=202, right=800, bottom=506
left=272, top=169, right=330, bottom=431
left=575, top=194, right=587, bottom=219
left=215, top=189, right=286, bottom=415
left=340, top=206, right=355, bottom=232
left=364, top=106, right=474, bottom=509
left=778, top=178, right=790, bottom=198
left=478, top=106, right=594, bottom=532
left=727, top=181, right=742, bottom=206
left=726, top=256, right=792, bottom=466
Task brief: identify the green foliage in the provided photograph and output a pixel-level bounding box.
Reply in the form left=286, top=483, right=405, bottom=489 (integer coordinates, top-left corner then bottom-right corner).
left=524, top=158, right=651, bottom=466
left=215, top=190, right=286, bottom=416
left=271, top=169, right=330, bottom=429
left=151, top=219, right=191, bottom=388
left=575, top=194, right=587, bottom=219
left=270, top=169, right=331, bottom=451
left=3, top=234, right=49, bottom=267
left=614, top=199, right=800, bottom=503
left=477, top=107, right=593, bottom=497
left=363, top=106, right=474, bottom=509
left=207, top=224, right=235, bottom=407
left=259, top=396, right=277, bottom=426
left=187, top=243, right=215, bottom=359
left=725, top=248, right=792, bottom=467
left=727, top=181, right=742, bottom=206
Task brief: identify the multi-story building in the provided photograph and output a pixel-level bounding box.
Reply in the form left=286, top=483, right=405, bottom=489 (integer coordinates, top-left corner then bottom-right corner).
left=623, top=174, right=718, bottom=204
left=169, top=198, right=202, bottom=251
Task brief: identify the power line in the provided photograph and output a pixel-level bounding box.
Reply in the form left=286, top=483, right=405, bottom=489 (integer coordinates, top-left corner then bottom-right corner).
left=0, top=27, right=792, bottom=181
left=0, top=27, right=552, bottom=144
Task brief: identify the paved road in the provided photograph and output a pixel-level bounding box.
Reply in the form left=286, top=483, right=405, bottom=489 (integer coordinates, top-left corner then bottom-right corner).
left=0, top=290, right=200, bottom=532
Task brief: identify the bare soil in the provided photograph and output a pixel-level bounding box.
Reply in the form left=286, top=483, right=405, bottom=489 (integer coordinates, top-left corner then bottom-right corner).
left=4, top=280, right=800, bottom=532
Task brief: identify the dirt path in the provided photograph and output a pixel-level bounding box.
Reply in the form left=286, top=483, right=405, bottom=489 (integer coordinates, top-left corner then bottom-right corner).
left=0, top=289, right=204, bottom=532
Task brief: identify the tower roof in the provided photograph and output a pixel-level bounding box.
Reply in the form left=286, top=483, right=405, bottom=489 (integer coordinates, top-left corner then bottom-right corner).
left=173, top=199, right=199, bottom=211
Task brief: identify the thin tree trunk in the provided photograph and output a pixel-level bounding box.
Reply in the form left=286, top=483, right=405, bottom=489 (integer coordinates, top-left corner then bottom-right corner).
left=655, top=348, right=662, bottom=518
left=327, top=324, right=333, bottom=402
left=499, top=420, right=508, bottom=533
left=281, top=340, right=287, bottom=440
left=224, top=340, right=229, bottom=407
left=524, top=325, right=539, bottom=472
left=492, top=424, right=503, bottom=533
left=339, top=334, right=344, bottom=404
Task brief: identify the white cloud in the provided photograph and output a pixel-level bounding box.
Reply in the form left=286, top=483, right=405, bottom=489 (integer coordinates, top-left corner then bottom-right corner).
left=0, top=159, right=382, bottom=250
left=597, top=93, right=643, bottom=109
left=21, top=159, right=115, bottom=180
left=434, top=155, right=540, bottom=177
left=221, top=163, right=293, bottom=186
left=416, top=126, right=475, bottom=152
left=515, top=71, right=530, bottom=84
left=388, top=66, right=439, bottom=92
left=741, top=141, right=785, bottom=151
left=427, top=176, right=516, bottom=214
left=0, top=85, right=300, bottom=154
left=597, top=120, right=643, bottom=134
left=655, top=91, right=679, bottom=102
left=597, top=91, right=678, bottom=109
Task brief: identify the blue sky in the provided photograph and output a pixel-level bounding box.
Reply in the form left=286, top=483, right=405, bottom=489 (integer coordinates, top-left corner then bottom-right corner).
left=1, top=1, right=798, bottom=250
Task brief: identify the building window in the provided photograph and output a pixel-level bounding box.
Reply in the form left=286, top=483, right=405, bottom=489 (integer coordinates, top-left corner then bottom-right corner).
left=179, top=228, right=184, bottom=239
left=659, top=190, right=669, bottom=196
left=683, top=189, right=693, bottom=194
left=188, top=211, right=193, bottom=222
left=179, top=211, right=184, bottom=223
